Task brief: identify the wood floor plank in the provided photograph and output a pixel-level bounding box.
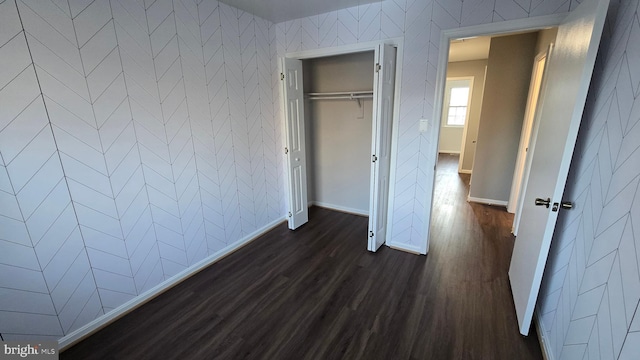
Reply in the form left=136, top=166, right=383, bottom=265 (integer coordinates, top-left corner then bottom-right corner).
left=61, top=154, right=542, bottom=360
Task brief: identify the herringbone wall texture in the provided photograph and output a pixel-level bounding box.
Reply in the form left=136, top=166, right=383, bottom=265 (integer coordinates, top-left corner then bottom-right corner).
left=0, top=0, right=282, bottom=340
left=1, top=1, right=637, bottom=358
left=537, top=0, right=640, bottom=358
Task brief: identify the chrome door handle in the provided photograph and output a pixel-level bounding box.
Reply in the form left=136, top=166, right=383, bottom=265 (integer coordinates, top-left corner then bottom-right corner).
left=535, top=198, right=551, bottom=208
left=551, top=200, right=573, bottom=212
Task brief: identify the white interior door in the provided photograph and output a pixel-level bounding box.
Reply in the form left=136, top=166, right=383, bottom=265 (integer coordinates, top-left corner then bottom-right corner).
left=368, top=44, right=396, bottom=252
left=508, top=0, right=609, bottom=335
left=282, top=58, right=308, bottom=229
left=508, top=46, right=552, bottom=218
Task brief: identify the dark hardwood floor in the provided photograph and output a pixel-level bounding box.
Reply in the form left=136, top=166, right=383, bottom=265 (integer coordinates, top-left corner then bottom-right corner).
left=62, top=154, right=542, bottom=360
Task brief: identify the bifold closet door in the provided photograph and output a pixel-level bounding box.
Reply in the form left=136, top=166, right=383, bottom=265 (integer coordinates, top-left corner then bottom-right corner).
left=368, top=44, right=396, bottom=252
left=281, top=58, right=308, bottom=230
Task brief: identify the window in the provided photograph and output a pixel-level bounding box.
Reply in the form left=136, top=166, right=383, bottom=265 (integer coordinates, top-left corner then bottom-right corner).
left=442, top=79, right=472, bottom=127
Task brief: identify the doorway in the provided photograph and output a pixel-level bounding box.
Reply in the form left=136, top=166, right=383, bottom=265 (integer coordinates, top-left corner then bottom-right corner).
left=303, top=52, right=375, bottom=218
left=429, top=0, right=608, bottom=338
left=433, top=29, right=556, bottom=228
left=281, top=41, right=401, bottom=252
left=438, top=34, right=491, bottom=175
left=425, top=14, right=565, bottom=256
left=437, top=77, right=475, bottom=174
left=430, top=20, right=558, bottom=336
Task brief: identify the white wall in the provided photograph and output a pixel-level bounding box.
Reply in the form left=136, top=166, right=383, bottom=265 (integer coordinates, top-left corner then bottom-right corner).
left=469, top=32, right=538, bottom=203
left=0, top=0, right=281, bottom=340
left=303, top=53, right=374, bottom=214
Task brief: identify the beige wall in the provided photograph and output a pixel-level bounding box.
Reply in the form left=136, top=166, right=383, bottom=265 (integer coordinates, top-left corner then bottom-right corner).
left=535, top=27, right=558, bottom=55
left=469, top=32, right=538, bottom=203
left=440, top=60, right=488, bottom=171
left=303, top=51, right=375, bottom=93
left=438, top=93, right=464, bottom=153
left=303, top=52, right=374, bottom=213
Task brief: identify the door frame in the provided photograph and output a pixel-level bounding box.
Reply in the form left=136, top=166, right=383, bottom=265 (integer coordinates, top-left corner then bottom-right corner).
left=280, top=38, right=404, bottom=248
left=456, top=76, right=475, bottom=175
left=425, top=13, right=567, bottom=254
left=437, top=76, right=475, bottom=172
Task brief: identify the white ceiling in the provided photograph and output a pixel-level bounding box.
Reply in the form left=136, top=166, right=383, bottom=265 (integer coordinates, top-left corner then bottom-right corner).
left=218, top=0, right=383, bottom=23
left=448, top=37, right=492, bottom=63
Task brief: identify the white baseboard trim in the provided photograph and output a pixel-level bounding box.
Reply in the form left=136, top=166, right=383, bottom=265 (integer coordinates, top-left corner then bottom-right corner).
left=467, top=196, right=508, bottom=207
left=535, top=310, right=555, bottom=360
left=58, top=217, right=286, bottom=351
left=458, top=169, right=472, bottom=174
left=310, top=201, right=369, bottom=217
left=438, top=150, right=461, bottom=154
left=386, top=241, right=426, bottom=255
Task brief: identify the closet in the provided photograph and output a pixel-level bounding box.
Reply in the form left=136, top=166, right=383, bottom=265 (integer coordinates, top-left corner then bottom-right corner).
left=302, top=52, right=375, bottom=217
left=281, top=43, right=397, bottom=252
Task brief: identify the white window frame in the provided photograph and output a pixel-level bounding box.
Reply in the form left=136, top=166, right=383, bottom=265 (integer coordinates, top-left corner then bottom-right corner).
left=441, top=78, right=473, bottom=128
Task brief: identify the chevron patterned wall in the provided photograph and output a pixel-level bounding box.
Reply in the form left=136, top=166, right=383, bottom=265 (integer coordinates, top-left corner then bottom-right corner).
left=0, top=0, right=283, bottom=340
left=1, top=0, right=637, bottom=355
left=537, top=0, right=640, bottom=358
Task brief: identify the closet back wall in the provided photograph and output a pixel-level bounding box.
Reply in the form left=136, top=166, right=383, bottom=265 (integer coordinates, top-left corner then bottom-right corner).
left=303, top=52, right=374, bottom=215
left=0, top=0, right=282, bottom=341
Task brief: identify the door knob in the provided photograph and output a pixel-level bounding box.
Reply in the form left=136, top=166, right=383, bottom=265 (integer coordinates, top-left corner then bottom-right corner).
left=535, top=198, right=551, bottom=208
left=551, top=201, right=573, bottom=212
left=560, top=201, right=573, bottom=210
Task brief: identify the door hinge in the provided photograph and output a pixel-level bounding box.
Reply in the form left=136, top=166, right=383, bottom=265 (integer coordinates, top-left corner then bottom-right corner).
left=375, top=63, right=381, bottom=73
left=369, top=231, right=374, bottom=238
left=284, top=147, right=289, bottom=154
left=372, top=155, right=378, bottom=163
left=280, top=73, right=285, bottom=80
left=288, top=212, right=292, bottom=218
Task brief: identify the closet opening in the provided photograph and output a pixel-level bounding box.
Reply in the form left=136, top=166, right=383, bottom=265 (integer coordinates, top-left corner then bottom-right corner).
left=303, top=52, right=375, bottom=219
left=281, top=42, right=399, bottom=252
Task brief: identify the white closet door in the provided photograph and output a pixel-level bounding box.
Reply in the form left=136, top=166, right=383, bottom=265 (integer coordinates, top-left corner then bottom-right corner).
left=368, top=44, right=396, bottom=252
left=282, top=58, right=308, bottom=229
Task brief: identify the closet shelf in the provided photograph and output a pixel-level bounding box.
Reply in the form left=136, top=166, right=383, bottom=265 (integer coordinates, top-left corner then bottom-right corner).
left=305, top=91, right=373, bottom=101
